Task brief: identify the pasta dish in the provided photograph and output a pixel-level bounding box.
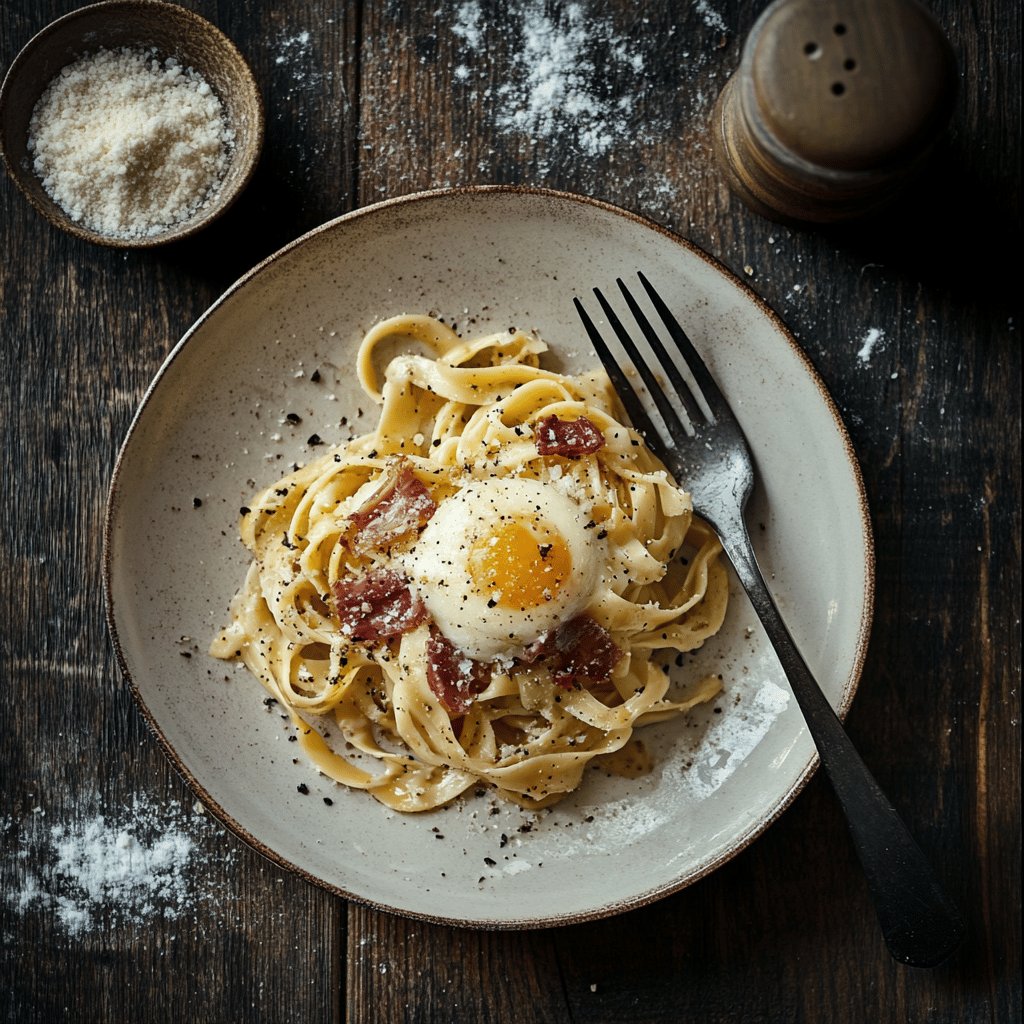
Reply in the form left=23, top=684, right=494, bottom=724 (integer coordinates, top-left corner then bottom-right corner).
left=211, top=314, right=729, bottom=811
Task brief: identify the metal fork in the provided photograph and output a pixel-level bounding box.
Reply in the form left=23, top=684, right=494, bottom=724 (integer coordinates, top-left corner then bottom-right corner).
left=575, top=272, right=964, bottom=969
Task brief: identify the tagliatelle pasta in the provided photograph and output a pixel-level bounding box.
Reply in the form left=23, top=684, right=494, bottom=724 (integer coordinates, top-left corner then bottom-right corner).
left=211, top=314, right=729, bottom=812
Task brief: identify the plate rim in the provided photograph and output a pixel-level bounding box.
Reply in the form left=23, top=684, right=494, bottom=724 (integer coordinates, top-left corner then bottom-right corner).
left=102, top=184, right=875, bottom=928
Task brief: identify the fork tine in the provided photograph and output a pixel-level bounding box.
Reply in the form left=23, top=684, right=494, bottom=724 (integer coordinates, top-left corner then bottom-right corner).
left=636, top=270, right=726, bottom=418
left=591, top=286, right=695, bottom=446
left=573, top=296, right=659, bottom=445
left=614, top=277, right=707, bottom=431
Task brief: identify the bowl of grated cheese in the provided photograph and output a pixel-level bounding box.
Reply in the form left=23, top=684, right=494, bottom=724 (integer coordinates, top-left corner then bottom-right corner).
left=0, top=0, right=264, bottom=247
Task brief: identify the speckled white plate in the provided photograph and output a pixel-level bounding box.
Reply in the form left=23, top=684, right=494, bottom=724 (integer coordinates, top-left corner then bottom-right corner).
left=104, top=186, right=873, bottom=927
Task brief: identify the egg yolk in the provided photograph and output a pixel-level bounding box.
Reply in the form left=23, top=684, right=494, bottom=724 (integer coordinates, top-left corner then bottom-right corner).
left=467, top=519, right=573, bottom=609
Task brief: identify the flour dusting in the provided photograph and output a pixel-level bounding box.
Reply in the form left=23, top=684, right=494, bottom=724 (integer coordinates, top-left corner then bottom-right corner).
left=452, top=0, right=484, bottom=49
left=438, top=0, right=714, bottom=174
left=495, top=2, right=646, bottom=159
left=856, top=327, right=886, bottom=365
left=275, top=29, right=312, bottom=67
left=3, top=795, right=232, bottom=936
left=694, top=0, right=728, bottom=33
left=270, top=24, right=342, bottom=175
left=358, top=0, right=724, bottom=215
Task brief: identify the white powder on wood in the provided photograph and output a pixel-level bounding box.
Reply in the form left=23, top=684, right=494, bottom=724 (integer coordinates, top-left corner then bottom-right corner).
left=452, top=0, right=484, bottom=49
left=694, top=0, right=728, bottom=34
left=856, top=327, right=886, bottom=364
left=4, top=796, right=233, bottom=935
left=496, top=2, right=645, bottom=159
left=28, top=47, right=233, bottom=239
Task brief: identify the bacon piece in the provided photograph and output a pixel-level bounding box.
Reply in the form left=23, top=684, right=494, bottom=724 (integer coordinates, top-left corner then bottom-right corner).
left=426, top=627, right=491, bottom=715
left=346, top=461, right=437, bottom=554
left=521, top=615, right=623, bottom=688
left=519, top=631, right=557, bottom=665
left=534, top=415, right=606, bottom=457
left=554, top=615, right=623, bottom=685
left=332, top=569, right=427, bottom=641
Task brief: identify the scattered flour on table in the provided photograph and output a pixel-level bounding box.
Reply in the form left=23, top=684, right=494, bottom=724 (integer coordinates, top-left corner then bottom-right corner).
left=3, top=795, right=233, bottom=936
left=494, top=2, right=644, bottom=158
left=452, top=0, right=484, bottom=49
left=275, top=29, right=313, bottom=68
left=273, top=26, right=329, bottom=92
left=270, top=25, right=344, bottom=173
left=694, top=0, right=728, bottom=33
left=358, top=0, right=728, bottom=213
left=856, top=327, right=886, bottom=365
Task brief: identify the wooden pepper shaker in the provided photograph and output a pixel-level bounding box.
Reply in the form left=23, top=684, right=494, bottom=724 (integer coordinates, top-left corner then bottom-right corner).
left=712, top=0, right=958, bottom=223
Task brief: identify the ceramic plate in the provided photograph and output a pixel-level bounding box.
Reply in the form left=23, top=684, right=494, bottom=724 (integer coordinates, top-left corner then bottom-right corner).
left=104, top=187, right=873, bottom=926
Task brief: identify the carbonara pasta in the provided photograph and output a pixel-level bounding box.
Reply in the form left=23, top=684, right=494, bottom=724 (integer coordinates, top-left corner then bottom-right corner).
left=211, top=314, right=729, bottom=812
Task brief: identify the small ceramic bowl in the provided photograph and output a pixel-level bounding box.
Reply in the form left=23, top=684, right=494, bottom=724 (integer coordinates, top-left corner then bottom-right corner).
left=0, top=0, right=264, bottom=247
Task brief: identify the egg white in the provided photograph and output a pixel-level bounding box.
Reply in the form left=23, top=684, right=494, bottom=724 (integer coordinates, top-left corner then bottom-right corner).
left=402, top=477, right=602, bottom=661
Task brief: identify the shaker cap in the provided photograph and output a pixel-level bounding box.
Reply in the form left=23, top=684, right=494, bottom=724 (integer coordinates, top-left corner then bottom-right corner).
left=749, top=0, right=958, bottom=171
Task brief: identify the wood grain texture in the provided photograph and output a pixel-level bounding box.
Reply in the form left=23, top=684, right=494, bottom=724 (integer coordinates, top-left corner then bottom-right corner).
left=1, top=1, right=1019, bottom=1022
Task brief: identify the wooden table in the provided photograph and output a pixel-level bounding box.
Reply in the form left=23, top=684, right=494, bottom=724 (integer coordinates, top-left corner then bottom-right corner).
left=2, top=1, right=1019, bottom=1021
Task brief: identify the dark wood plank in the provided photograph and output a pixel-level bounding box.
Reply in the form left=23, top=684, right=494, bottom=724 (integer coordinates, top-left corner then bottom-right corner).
left=346, top=906, right=566, bottom=1024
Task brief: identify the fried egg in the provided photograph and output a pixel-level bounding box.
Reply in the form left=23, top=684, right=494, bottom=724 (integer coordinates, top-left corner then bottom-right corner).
left=404, top=477, right=602, bottom=661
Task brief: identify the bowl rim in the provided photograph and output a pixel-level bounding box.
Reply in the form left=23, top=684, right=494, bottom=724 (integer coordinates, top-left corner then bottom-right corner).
left=0, top=0, right=265, bottom=248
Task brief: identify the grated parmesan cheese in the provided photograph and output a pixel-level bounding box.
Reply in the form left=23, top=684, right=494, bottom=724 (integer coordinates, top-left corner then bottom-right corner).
left=27, top=47, right=233, bottom=238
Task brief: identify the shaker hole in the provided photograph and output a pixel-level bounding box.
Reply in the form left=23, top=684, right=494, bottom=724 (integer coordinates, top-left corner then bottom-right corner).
left=804, top=41, right=821, bottom=58
left=834, top=23, right=847, bottom=34
left=831, top=82, right=846, bottom=96
left=844, top=58, right=857, bottom=70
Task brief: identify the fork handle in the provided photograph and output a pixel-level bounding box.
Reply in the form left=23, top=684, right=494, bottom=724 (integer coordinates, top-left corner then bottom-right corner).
left=719, top=525, right=965, bottom=968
